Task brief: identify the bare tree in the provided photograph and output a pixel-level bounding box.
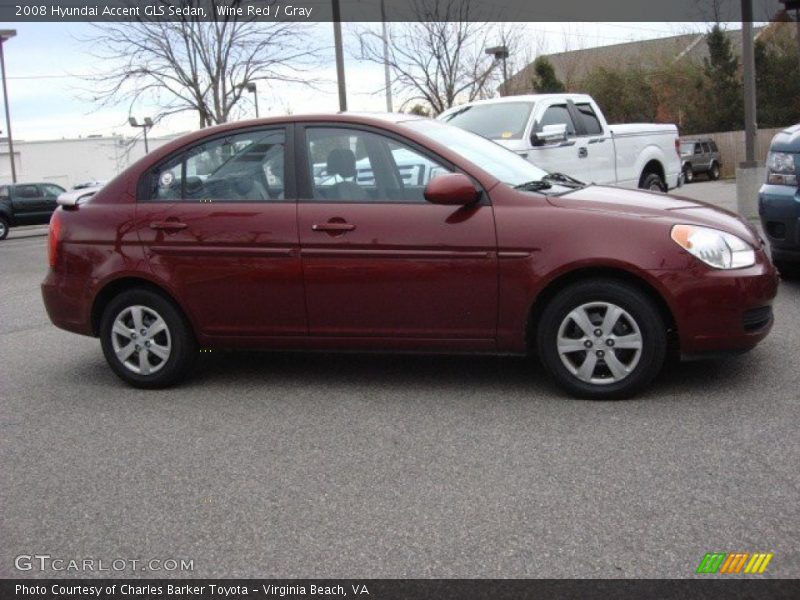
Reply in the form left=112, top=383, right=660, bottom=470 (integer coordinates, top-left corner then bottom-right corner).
left=356, top=0, right=512, bottom=115
left=83, top=1, right=321, bottom=128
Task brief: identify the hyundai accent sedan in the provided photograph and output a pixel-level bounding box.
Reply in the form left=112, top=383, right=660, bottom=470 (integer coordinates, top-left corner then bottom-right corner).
left=41, top=114, right=778, bottom=399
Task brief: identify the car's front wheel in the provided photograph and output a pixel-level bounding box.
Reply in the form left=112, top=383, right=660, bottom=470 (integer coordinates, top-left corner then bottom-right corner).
left=0, top=215, right=9, bottom=241
left=100, top=289, right=197, bottom=388
left=537, top=279, right=667, bottom=399
left=683, top=165, right=694, bottom=184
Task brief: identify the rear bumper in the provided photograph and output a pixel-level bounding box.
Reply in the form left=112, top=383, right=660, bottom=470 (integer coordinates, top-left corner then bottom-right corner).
left=759, top=184, right=800, bottom=262
left=41, top=271, right=94, bottom=337
left=653, top=256, right=779, bottom=357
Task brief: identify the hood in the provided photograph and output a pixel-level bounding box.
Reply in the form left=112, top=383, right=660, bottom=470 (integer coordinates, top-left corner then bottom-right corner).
left=547, top=185, right=761, bottom=245
left=493, top=139, right=530, bottom=153
left=768, top=123, right=800, bottom=153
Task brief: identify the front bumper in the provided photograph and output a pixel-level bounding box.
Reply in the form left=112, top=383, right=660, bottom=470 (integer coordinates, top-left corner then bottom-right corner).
left=759, top=183, right=800, bottom=263
left=653, top=254, right=779, bottom=356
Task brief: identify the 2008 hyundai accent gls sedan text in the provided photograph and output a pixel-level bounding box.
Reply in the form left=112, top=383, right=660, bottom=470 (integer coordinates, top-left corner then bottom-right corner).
left=41, top=114, right=778, bottom=399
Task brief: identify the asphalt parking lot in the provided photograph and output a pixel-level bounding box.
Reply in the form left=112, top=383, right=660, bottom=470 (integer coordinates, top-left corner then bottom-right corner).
left=1, top=181, right=798, bottom=579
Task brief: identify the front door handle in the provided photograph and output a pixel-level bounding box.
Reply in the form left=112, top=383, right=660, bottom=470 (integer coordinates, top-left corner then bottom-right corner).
left=312, top=222, right=356, bottom=233
left=150, top=221, right=188, bottom=231
left=578, top=147, right=588, bottom=158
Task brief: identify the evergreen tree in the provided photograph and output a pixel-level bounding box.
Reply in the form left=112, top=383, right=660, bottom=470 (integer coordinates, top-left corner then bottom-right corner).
left=531, top=57, right=565, bottom=93
left=702, top=24, right=743, bottom=132
left=755, top=33, right=800, bottom=128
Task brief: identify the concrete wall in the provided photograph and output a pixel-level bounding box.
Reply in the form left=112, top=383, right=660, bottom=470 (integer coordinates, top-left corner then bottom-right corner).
left=0, top=133, right=182, bottom=189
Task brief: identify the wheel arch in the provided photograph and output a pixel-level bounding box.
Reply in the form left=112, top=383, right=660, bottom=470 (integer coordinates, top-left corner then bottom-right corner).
left=639, top=159, right=666, bottom=187
left=525, top=266, right=678, bottom=354
left=90, top=276, right=196, bottom=337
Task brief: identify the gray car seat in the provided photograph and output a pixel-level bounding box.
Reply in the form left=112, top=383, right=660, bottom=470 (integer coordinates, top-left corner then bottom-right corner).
left=326, top=148, right=367, bottom=200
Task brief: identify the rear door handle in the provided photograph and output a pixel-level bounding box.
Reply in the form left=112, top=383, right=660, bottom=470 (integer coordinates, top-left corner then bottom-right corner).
left=578, top=147, right=588, bottom=158
left=312, top=223, right=356, bottom=233
left=150, top=221, right=188, bottom=231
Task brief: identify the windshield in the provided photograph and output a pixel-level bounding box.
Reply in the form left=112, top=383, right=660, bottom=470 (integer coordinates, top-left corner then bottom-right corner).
left=680, top=143, right=694, bottom=154
left=439, top=102, right=534, bottom=140
left=403, top=119, right=548, bottom=187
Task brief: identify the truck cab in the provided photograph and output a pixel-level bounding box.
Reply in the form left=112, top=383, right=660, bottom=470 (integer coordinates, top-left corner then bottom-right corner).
left=438, top=94, right=681, bottom=192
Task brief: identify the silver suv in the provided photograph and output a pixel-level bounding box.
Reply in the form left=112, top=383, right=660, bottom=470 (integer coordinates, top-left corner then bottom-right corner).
left=680, top=138, right=722, bottom=183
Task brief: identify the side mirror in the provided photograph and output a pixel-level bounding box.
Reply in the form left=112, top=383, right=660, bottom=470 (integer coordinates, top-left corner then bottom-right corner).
left=532, top=123, right=568, bottom=146
left=424, top=173, right=479, bottom=206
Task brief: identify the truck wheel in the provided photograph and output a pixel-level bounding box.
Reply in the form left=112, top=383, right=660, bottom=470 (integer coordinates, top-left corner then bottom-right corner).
left=708, top=162, right=720, bottom=180
left=641, top=172, right=665, bottom=192
left=536, top=279, right=667, bottom=400
left=683, top=165, right=693, bottom=184
left=100, top=289, right=198, bottom=389
left=0, top=215, right=8, bottom=240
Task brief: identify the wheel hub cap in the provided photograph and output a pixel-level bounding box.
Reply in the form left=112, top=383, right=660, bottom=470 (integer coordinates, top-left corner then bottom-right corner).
left=556, top=302, right=643, bottom=385
left=111, top=305, right=171, bottom=375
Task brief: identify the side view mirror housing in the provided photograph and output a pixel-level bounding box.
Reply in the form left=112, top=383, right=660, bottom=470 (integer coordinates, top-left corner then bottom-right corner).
left=532, top=123, right=568, bottom=146
left=424, top=173, right=479, bottom=206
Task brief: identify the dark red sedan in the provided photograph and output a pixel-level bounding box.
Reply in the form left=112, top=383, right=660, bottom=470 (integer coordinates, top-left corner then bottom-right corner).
left=42, top=114, right=778, bottom=398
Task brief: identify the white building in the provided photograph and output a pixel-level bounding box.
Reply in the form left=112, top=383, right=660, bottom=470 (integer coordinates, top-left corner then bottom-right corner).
left=0, top=132, right=184, bottom=188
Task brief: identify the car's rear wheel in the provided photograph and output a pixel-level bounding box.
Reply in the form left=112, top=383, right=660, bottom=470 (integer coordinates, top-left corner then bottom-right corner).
left=683, top=165, right=694, bottom=184
left=0, top=215, right=9, bottom=241
left=537, top=279, right=667, bottom=399
left=100, top=289, right=197, bottom=388
left=641, top=172, right=665, bottom=192
left=708, top=162, right=720, bottom=180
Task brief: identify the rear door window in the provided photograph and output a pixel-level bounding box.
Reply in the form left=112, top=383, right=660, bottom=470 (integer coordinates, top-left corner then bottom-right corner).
left=575, top=103, right=603, bottom=135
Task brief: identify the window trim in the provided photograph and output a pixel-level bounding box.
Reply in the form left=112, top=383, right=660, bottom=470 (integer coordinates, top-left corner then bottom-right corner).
left=137, top=124, right=295, bottom=203
left=295, top=122, right=488, bottom=206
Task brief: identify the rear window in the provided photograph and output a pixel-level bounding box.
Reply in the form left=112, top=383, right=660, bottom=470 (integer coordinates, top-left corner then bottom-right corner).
left=440, top=102, right=534, bottom=140
left=575, top=103, right=603, bottom=135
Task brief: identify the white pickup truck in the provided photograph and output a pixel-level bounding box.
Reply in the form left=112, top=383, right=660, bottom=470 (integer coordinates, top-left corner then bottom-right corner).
left=437, top=93, right=682, bottom=192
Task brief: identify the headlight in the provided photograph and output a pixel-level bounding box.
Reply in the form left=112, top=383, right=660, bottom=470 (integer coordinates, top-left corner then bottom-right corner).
left=670, top=224, right=755, bottom=269
left=766, top=151, right=797, bottom=186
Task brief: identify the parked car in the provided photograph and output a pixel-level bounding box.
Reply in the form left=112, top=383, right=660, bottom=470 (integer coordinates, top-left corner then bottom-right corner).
left=680, top=138, right=722, bottom=183
left=759, top=123, right=800, bottom=277
left=41, top=114, right=777, bottom=399
left=57, top=181, right=106, bottom=207
left=0, top=182, right=66, bottom=240
left=437, top=94, right=682, bottom=192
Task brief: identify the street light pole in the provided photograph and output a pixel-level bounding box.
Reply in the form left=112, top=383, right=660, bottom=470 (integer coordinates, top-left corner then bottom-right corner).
left=380, top=0, right=392, bottom=112
left=245, top=82, right=259, bottom=118
left=0, top=30, right=18, bottom=184
left=485, top=45, right=510, bottom=96
left=129, top=117, right=153, bottom=154
left=332, top=0, right=347, bottom=112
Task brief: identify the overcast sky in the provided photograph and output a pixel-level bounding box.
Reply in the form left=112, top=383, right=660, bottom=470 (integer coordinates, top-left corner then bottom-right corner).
left=0, top=21, right=718, bottom=141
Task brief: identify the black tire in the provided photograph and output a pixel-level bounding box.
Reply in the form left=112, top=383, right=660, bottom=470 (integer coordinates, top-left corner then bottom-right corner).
left=774, top=259, right=800, bottom=280
left=641, top=172, right=665, bottom=192
left=708, top=162, right=720, bottom=180
left=0, top=215, right=9, bottom=241
left=100, top=289, right=197, bottom=389
left=683, top=165, right=694, bottom=184
left=536, top=279, right=667, bottom=400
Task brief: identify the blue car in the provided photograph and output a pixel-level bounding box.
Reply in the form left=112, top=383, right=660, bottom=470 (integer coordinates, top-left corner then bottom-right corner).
left=759, top=124, right=800, bottom=277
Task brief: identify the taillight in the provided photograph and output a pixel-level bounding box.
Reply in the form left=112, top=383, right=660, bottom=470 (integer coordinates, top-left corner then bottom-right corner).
left=675, top=138, right=681, bottom=157
left=48, top=210, right=62, bottom=268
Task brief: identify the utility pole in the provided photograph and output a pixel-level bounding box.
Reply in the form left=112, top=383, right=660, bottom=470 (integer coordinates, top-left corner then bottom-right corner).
left=380, top=0, right=392, bottom=112
left=736, top=0, right=762, bottom=220
left=741, top=0, right=757, bottom=165
left=332, top=0, right=347, bottom=112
